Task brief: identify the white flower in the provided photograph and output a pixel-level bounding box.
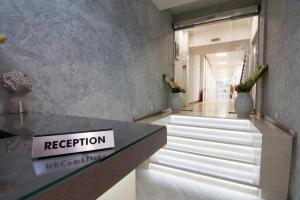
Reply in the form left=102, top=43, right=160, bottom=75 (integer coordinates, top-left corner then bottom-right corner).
left=1, top=71, right=32, bottom=94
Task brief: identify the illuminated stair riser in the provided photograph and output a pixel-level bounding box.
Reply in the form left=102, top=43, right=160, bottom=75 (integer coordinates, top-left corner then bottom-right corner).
left=150, top=115, right=262, bottom=195
left=150, top=163, right=261, bottom=196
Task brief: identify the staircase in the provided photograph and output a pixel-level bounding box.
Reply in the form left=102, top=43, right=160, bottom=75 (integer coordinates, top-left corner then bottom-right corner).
left=150, top=115, right=262, bottom=197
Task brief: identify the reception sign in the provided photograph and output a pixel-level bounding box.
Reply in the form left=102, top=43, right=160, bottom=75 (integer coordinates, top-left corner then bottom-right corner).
left=32, top=130, right=115, bottom=158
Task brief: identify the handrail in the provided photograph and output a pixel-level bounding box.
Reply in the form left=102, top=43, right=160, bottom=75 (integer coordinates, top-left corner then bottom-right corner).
left=239, top=53, right=247, bottom=83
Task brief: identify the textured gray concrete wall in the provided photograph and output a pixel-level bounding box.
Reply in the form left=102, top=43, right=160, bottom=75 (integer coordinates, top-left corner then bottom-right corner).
left=261, top=0, right=300, bottom=199
left=0, top=0, right=174, bottom=121
left=255, top=0, right=267, bottom=117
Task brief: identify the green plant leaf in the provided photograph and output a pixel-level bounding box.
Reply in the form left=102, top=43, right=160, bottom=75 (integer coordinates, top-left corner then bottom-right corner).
left=0, top=35, right=6, bottom=44
left=235, top=64, right=268, bottom=92
left=162, top=74, right=186, bottom=93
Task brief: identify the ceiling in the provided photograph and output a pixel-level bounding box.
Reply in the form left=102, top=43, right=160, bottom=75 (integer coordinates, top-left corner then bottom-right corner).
left=188, top=17, right=253, bottom=47
left=188, top=17, right=251, bottom=34
left=152, top=0, right=231, bottom=14
left=152, top=0, right=199, bottom=11
left=171, top=0, right=231, bottom=14
left=206, top=51, right=244, bottom=81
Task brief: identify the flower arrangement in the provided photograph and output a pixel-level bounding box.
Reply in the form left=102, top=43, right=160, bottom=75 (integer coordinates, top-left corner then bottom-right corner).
left=163, top=74, right=186, bottom=93
left=0, top=34, right=6, bottom=44
left=0, top=35, right=32, bottom=113
left=1, top=71, right=32, bottom=95
left=235, top=64, right=268, bottom=93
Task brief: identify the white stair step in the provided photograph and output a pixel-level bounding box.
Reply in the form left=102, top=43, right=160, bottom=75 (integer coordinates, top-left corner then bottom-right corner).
left=150, top=163, right=261, bottom=197
left=153, top=149, right=259, bottom=174
left=167, top=136, right=261, bottom=155
left=154, top=115, right=259, bottom=132
left=151, top=149, right=260, bottom=186
left=167, top=125, right=262, bottom=147
left=166, top=136, right=261, bottom=164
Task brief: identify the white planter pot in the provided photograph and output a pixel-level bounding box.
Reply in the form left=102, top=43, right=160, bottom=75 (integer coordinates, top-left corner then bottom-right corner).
left=170, top=93, right=183, bottom=113
left=234, top=92, right=254, bottom=118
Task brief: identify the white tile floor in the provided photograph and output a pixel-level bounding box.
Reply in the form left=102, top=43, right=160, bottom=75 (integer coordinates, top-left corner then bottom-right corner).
left=136, top=168, right=262, bottom=200
left=180, top=100, right=237, bottom=119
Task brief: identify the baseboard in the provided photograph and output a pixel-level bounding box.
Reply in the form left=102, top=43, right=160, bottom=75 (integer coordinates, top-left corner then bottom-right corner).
left=188, top=100, right=200, bottom=105
left=133, top=108, right=171, bottom=122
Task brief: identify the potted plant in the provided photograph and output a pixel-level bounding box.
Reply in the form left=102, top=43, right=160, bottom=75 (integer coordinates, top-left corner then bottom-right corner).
left=0, top=34, right=6, bottom=44
left=163, top=74, right=186, bottom=113
left=234, top=64, right=268, bottom=118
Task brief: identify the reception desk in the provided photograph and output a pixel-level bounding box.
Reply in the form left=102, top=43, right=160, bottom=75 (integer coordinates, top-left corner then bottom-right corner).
left=0, top=113, right=167, bottom=200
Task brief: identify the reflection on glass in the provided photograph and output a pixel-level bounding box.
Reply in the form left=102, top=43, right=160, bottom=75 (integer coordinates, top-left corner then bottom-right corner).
left=33, top=149, right=115, bottom=176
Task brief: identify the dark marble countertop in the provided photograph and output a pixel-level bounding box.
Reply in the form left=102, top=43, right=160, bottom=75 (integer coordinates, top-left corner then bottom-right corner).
left=0, top=112, right=166, bottom=200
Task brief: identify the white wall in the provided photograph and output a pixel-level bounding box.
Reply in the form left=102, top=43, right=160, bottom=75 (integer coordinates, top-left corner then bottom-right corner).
left=250, top=16, right=258, bottom=43
left=231, top=65, right=243, bottom=85
left=203, top=57, right=216, bottom=101
left=97, top=170, right=136, bottom=200
left=188, top=55, right=201, bottom=103
left=174, top=30, right=189, bottom=105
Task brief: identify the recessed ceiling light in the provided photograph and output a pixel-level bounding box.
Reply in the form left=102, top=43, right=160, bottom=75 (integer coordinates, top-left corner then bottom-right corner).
left=218, top=61, right=227, bottom=65
left=216, top=52, right=227, bottom=57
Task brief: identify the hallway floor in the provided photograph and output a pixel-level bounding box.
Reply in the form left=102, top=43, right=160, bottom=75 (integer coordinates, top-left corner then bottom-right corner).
left=136, top=168, right=261, bottom=200
left=180, top=99, right=237, bottom=119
